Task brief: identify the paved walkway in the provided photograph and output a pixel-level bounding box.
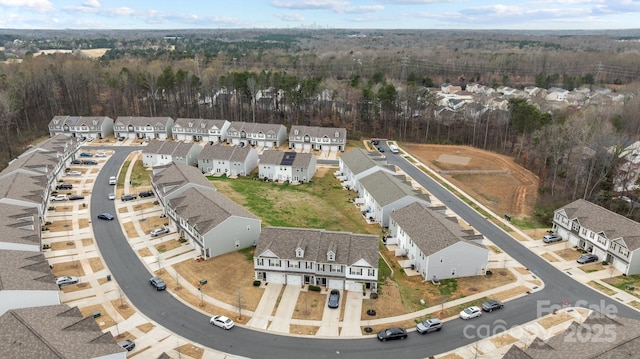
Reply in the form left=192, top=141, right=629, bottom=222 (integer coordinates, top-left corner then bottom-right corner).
left=247, top=284, right=283, bottom=330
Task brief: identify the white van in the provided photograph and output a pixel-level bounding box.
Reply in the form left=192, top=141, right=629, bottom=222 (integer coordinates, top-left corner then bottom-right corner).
left=109, top=176, right=116, bottom=185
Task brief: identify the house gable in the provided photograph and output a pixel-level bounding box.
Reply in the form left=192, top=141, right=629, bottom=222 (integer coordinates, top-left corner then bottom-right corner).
left=258, top=248, right=279, bottom=258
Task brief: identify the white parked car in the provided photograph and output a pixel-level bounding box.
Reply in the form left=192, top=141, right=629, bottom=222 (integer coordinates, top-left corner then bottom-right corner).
left=66, top=171, right=82, bottom=176
left=51, top=194, right=68, bottom=201
left=95, top=152, right=107, bottom=157
left=460, top=306, right=483, bottom=320
left=150, top=227, right=170, bottom=237
left=108, top=193, right=115, bottom=200
left=56, top=276, right=79, bottom=287
left=210, top=315, right=234, bottom=329
left=109, top=176, right=116, bottom=185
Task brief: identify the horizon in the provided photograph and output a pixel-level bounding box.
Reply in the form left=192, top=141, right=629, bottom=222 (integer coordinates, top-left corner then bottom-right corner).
left=3, top=0, right=640, bottom=31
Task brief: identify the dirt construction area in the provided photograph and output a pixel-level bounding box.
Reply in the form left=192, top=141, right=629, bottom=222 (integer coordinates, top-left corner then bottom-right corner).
left=402, top=144, right=539, bottom=219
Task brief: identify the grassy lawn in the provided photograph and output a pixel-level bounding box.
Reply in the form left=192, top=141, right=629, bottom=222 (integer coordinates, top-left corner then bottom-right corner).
left=603, top=274, right=640, bottom=298
left=211, top=167, right=380, bottom=235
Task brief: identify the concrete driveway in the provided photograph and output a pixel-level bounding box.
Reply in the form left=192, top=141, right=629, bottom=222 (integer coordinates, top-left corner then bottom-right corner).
left=247, top=283, right=283, bottom=330
left=340, top=291, right=364, bottom=337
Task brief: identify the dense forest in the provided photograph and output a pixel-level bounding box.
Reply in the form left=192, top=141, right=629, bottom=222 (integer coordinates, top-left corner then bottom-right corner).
left=2, top=28, right=640, bottom=223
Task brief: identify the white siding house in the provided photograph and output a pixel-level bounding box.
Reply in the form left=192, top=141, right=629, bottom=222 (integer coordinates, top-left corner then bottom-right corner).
left=553, top=199, right=640, bottom=275
left=48, top=116, right=114, bottom=140
left=289, top=125, right=347, bottom=152
left=114, top=116, right=174, bottom=140
left=254, top=227, right=378, bottom=292
left=388, top=202, right=488, bottom=281
left=197, top=143, right=259, bottom=176
left=172, top=118, right=230, bottom=143
left=337, top=148, right=395, bottom=192
left=258, top=150, right=317, bottom=183
left=358, top=171, right=431, bottom=227
left=142, top=140, right=202, bottom=167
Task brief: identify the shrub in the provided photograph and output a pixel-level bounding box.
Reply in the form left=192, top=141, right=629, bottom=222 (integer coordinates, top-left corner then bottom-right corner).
left=308, top=285, right=321, bottom=292
left=253, top=280, right=261, bottom=287
left=370, top=292, right=378, bottom=299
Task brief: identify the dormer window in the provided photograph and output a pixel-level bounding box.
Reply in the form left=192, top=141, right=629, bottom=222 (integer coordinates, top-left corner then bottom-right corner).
left=201, top=123, right=206, bottom=128
left=335, top=131, right=339, bottom=137
left=296, top=248, right=304, bottom=258
left=327, top=251, right=335, bottom=262
left=294, top=129, right=299, bottom=135
left=189, top=122, right=194, bottom=127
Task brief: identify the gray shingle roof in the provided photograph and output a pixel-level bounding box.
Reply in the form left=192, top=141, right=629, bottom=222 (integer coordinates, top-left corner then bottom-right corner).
left=290, top=125, right=346, bottom=140
left=0, top=250, right=58, bottom=291
left=256, top=227, right=378, bottom=268
left=0, top=304, right=124, bottom=359
left=340, top=148, right=391, bottom=175
left=167, top=186, right=258, bottom=235
left=559, top=199, right=640, bottom=251
left=359, top=171, right=430, bottom=206
left=198, top=143, right=251, bottom=162
left=151, top=162, right=215, bottom=197
left=506, top=311, right=640, bottom=359
left=143, top=140, right=195, bottom=157
left=259, top=150, right=314, bottom=168
left=49, top=115, right=112, bottom=127
left=0, top=171, right=47, bottom=205
left=0, top=203, right=40, bottom=247
left=115, top=116, right=171, bottom=127
left=228, top=121, right=285, bottom=135
left=390, top=202, right=484, bottom=256
left=174, top=118, right=227, bottom=130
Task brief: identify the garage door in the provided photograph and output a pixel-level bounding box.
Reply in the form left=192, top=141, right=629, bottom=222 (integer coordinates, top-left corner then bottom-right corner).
left=330, top=145, right=339, bottom=152
left=345, top=281, right=362, bottom=292
left=328, top=279, right=344, bottom=290
left=303, top=143, right=312, bottom=151
left=295, top=143, right=303, bottom=150
left=287, top=275, right=302, bottom=286
left=266, top=272, right=286, bottom=284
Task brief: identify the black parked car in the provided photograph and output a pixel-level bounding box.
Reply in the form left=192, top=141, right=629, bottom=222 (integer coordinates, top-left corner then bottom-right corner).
left=71, top=159, right=83, bottom=165
left=328, top=289, right=340, bottom=308
left=121, top=194, right=137, bottom=201
left=377, top=327, right=408, bottom=341
left=68, top=194, right=85, bottom=200
left=577, top=254, right=599, bottom=264
left=149, top=276, right=167, bottom=291
left=56, top=183, right=73, bottom=190
left=139, top=190, right=154, bottom=198
left=82, top=159, right=98, bottom=165
left=481, top=299, right=504, bottom=312
left=118, top=339, right=135, bottom=351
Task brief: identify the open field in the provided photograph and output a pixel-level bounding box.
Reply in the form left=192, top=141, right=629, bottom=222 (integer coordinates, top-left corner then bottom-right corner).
left=402, top=144, right=539, bottom=220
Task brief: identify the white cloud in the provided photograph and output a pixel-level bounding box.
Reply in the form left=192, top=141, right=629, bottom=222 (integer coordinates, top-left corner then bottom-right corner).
left=82, top=0, right=100, bottom=8
left=375, top=0, right=452, bottom=3
left=275, top=12, right=305, bottom=21
left=339, top=5, right=384, bottom=14
left=271, top=0, right=349, bottom=10
left=0, top=0, right=53, bottom=11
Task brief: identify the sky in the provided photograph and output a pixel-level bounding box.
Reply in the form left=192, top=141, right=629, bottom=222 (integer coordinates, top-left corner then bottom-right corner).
left=1, top=0, right=640, bottom=30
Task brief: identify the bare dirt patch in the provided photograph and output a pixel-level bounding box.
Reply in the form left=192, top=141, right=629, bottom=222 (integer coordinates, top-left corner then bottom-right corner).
left=52, top=260, right=85, bottom=277
left=176, top=343, right=204, bottom=359
left=78, top=218, right=90, bottom=229
left=290, top=324, right=319, bottom=335
left=50, top=240, right=76, bottom=250
left=403, top=144, right=539, bottom=219
left=142, top=215, right=170, bottom=230
left=122, top=222, right=139, bottom=238
left=579, top=263, right=609, bottom=273
left=541, top=253, right=560, bottom=262
left=554, top=248, right=582, bottom=261
left=138, top=248, right=153, bottom=257
left=538, top=312, right=574, bottom=329
left=79, top=304, right=115, bottom=330
left=137, top=323, right=155, bottom=333
left=81, top=237, right=93, bottom=246
left=587, top=281, right=617, bottom=296
left=491, top=285, right=531, bottom=301
left=61, top=282, right=92, bottom=293
left=490, top=333, right=519, bottom=347
left=155, top=239, right=183, bottom=253
left=113, top=330, right=136, bottom=341
left=111, top=299, right=136, bottom=320
left=88, top=257, right=105, bottom=272
left=47, top=220, right=73, bottom=232
left=172, top=249, right=263, bottom=311
left=512, top=267, right=530, bottom=275
left=293, top=290, right=325, bottom=320
left=132, top=202, right=155, bottom=212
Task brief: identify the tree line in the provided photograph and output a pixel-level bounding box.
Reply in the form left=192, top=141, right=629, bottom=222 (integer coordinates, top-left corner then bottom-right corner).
left=1, top=45, right=640, bottom=224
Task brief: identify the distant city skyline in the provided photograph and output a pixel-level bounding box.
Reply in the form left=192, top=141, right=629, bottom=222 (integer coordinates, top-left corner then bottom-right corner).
left=1, top=0, right=640, bottom=30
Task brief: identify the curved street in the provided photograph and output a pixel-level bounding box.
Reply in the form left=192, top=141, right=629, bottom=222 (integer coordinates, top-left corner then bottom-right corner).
left=89, top=145, right=640, bottom=359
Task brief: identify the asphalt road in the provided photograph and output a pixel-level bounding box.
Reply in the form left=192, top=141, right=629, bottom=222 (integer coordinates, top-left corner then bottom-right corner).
left=89, top=146, right=640, bottom=359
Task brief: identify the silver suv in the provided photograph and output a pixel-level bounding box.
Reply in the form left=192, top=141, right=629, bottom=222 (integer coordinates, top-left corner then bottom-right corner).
left=416, top=318, right=442, bottom=334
